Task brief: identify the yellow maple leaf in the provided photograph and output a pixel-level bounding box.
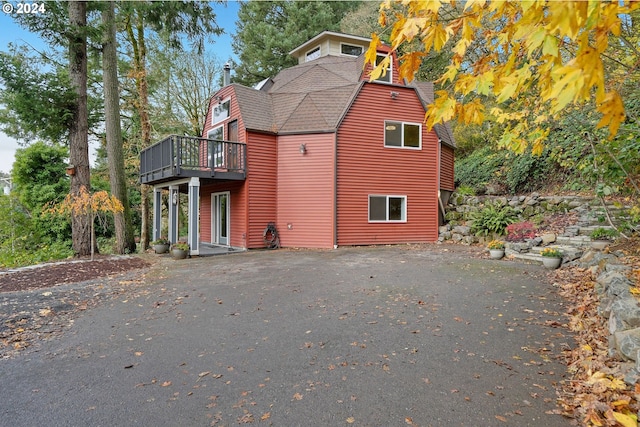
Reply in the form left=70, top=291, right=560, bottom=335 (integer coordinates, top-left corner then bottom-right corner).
left=495, top=80, right=518, bottom=104
left=398, top=51, right=425, bottom=82
left=416, top=0, right=443, bottom=14
left=423, top=23, right=450, bottom=53
left=542, top=34, right=559, bottom=57
left=609, top=377, right=627, bottom=391
left=476, top=70, right=494, bottom=95
left=425, top=92, right=456, bottom=130
left=612, top=410, right=637, bottom=427
left=596, top=91, right=625, bottom=138
left=365, top=34, right=381, bottom=68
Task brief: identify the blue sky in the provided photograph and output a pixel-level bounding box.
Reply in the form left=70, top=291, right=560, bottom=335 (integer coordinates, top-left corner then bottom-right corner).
left=0, top=0, right=241, bottom=174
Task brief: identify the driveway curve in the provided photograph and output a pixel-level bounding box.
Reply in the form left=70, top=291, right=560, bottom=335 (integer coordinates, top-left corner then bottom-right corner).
left=0, top=245, right=572, bottom=426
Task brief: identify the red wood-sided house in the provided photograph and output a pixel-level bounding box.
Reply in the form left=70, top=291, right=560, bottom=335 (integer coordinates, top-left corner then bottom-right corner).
left=140, top=32, right=455, bottom=255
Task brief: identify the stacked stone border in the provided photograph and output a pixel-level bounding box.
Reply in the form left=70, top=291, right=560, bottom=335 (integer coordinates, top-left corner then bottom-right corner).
left=439, top=192, right=633, bottom=264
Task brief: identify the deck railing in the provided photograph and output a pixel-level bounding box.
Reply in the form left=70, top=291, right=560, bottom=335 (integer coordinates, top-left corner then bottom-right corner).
left=140, top=135, right=246, bottom=184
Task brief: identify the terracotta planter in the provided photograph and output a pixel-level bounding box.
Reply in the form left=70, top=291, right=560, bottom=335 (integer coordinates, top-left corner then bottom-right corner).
left=153, top=244, right=169, bottom=254
left=542, top=257, right=562, bottom=269
left=171, top=249, right=189, bottom=259
left=489, top=249, right=505, bottom=259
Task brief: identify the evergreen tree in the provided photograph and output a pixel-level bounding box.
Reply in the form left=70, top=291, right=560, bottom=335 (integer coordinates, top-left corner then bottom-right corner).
left=232, top=1, right=361, bottom=87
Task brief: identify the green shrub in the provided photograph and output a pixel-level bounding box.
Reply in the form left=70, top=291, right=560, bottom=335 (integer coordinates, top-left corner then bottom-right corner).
left=590, top=227, right=619, bottom=240
left=470, top=203, right=519, bottom=236
left=454, top=184, right=475, bottom=196
left=504, top=148, right=554, bottom=193
left=455, top=146, right=507, bottom=194
left=0, top=240, right=72, bottom=268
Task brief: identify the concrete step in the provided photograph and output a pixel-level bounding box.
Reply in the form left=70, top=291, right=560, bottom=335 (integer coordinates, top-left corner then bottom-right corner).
left=556, top=235, right=592, bottom=246
left=507, top=251, right=545, bottom=265
left=507, top=245, right=584, bottom=266
left=577, top=225, right=616, bottom=236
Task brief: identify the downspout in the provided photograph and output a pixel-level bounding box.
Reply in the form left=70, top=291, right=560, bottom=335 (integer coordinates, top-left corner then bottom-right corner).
left=437, top=139, right=445, bottom=226
left=333, top=132, right=338, bottom=249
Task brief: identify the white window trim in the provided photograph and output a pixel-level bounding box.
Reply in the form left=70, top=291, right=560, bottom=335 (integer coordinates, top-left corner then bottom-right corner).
left=340, top=42, right=364, bottom=57
left=384, top=121, right=422, bottom=150
left=212, top=97, right=231, bottom=125
left=368, top=195, right=407, bottom=223
left=374, top=53, right=392, bottom=83
left=305, top=46, right=321, bottom=62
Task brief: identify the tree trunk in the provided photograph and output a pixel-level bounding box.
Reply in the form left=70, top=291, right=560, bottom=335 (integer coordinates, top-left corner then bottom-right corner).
left=126, top=11, right=153, bottom=251
left=68, top=1, right=92, bottom=257
left=102, top=0, right=136, bottom=254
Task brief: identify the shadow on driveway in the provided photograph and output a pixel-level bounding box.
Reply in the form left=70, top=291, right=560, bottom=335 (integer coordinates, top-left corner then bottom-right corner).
left=0, top=245, right=572, bottom=426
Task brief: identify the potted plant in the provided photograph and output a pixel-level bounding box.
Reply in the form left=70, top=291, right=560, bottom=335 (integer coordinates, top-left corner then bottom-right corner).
left=151, top=237, right=170, bottom=254
left=487, top=240, right=505, bottom=259
left=589, top=227, right=619, bottom=250
left=171, top=242, right=190, bottom=259
left=540, top=247, right=563, bottom=269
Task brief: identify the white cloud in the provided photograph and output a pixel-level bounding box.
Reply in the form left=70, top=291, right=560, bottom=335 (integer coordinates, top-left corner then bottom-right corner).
left=0, top=132, right=19, bottom=174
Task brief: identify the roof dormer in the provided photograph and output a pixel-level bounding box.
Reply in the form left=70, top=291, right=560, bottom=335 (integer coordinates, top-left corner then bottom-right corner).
left=289, top=31, right=371, bottom=64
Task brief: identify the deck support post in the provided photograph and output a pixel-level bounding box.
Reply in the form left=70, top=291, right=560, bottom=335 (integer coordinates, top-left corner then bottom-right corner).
left=153, top=187, right=162, bottom=242
left=188, top=177, right=200, bottom=255
left=168, top=185, right=179, bottom=245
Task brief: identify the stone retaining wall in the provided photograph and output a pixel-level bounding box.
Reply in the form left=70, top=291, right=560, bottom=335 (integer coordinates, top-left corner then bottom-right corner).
left=583, top=252, right=640, bottom=384
left=440, top=192, right=629, bottom=244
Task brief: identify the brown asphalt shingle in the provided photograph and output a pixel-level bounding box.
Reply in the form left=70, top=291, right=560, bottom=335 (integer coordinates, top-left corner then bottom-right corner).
left=232, top=54, right=455, bottom=147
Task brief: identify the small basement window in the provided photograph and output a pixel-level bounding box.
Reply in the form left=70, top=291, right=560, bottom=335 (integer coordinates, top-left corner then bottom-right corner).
left=369, top=195, right=407, bottom=222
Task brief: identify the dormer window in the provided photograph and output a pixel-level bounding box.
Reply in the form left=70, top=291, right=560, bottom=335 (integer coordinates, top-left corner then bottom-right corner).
left=213, top=98, right=230, bottom=124
left=375, top=54, right=392, bottom=83
left=341, top=43, right=363, bottom=56
left=305, top=46, right=321, bottom=62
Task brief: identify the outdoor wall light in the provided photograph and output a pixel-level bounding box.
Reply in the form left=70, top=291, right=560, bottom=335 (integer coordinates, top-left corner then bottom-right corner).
left=299, top=143, right=307, bottom=154
left=172, top=192, right=178, bottom=205
left=390, top=91, right=399, bottom=99
left=65, top=164, right=76, bottom=176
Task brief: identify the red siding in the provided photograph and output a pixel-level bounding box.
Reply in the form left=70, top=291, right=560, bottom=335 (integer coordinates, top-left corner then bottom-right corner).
left=202, top=86, right=247, bottom=142
left=277, top=133, right=335, bottom=248
left=200, top=181, right=246, bottom=247
left=336, top=83, right=439, bottom=245
left=440, top=144, right=455, bottom=191
left=200, top=86, right=249, bottom=248
left=246, top=131, right=277, bottom=248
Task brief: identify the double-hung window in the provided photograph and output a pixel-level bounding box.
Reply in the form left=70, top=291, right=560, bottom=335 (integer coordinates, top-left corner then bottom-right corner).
left=384, top=121, right=421, bottom=149
left=369, top=195, right=407, bottom=222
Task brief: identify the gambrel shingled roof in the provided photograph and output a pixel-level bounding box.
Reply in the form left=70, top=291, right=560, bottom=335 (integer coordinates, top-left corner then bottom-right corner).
left=234, top=55, right=362, bottom=134
left=229, top=53, right=456, bottom=148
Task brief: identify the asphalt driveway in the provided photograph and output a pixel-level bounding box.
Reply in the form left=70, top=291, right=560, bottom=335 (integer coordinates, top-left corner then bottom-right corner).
left=0, top=245, right=572, bottom=426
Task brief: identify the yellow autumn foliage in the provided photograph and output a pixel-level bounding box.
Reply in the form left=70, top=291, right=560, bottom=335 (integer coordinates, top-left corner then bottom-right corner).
left=367, top=0, right=639, bottom=152
left=49, top=186, right=124, bottom=217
